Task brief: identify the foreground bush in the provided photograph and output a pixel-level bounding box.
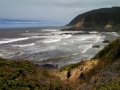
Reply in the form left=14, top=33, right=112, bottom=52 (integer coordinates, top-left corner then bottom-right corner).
left=0, top=58, right=70, bottom=90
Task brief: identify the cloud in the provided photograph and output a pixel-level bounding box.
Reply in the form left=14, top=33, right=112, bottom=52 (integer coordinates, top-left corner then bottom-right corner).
left=0, top=0, right=120, bottom=24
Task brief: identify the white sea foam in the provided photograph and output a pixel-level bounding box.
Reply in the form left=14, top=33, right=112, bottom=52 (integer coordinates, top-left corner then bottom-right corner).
left=11, top=43, right=35, bottom=47
left=78, top=35, right=104, bottom=43
left=73, top=53, right=78, bottom=56
left=35, top=34, right=72, bottom=44
left=92, top=35, right=105, bottom=43
left=79, top=44, right=93, bottom=53
left=29, top=36, right=42, bottom=39
left=42, top=39, right=61, bottom=43
left=0, top=37, right=29, bottom=45
left=62, top=43, right=67, bottom=45
left=37, top=35, right=62, bottom=39
left=106, top=32, right=120, bottom=37
left=89, top=31, right=98, bottom=34
left=42, top=29, right=59, bottom=32
left=110, top=32, right=120, bottom=36
left=0, top=53, right=3, bottom=57
left=64, top=34, right=72, bottom=38
left=79, top=35, right=96, bottom=41
left=73, top=36, right=91, bottom=42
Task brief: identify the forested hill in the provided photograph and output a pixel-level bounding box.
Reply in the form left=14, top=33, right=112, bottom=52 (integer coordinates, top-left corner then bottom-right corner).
left=68, top=7, right=120, bottom=29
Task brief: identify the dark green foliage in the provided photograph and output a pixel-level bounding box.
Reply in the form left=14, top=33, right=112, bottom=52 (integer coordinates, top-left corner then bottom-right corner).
left=0, top=58, right=70, bottom=90
left=83, top=8, right=120, bottom=29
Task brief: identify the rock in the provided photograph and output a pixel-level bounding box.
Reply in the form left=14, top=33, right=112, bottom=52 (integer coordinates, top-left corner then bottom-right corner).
left=92, top=45, right=100, bottom=48
left=41, top=64, right=58, bottom=69
left=35, top=64, right=40, bottom=67
left=67, top=71, right=71, bottom=78
left=15, top=52, right=21, bottom=55
left=84, top=31, right=90, bottom=34
left=102, top=40, right=110, bottom=43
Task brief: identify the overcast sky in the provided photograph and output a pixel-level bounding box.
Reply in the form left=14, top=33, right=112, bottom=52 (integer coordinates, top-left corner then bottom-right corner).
left=0, top=0, right=120, bottom=24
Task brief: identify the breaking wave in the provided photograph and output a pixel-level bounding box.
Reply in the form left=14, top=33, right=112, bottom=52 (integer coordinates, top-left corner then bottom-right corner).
left=11, top=43, right=35, bottom=47
left=0, top=37, right=29, bottom=45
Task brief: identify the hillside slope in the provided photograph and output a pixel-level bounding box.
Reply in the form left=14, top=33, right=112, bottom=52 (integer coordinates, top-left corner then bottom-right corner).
left=68, top=7, right=120, bottom=26
left=58, top=39, right=120, bottom=89
left=68, top=6, right=120, bottom=30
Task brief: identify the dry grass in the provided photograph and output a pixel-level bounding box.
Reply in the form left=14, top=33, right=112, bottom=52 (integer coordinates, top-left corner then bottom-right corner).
left=104, top=24, right=112, bottom=29
left=74, top=18, right=84, bottom=29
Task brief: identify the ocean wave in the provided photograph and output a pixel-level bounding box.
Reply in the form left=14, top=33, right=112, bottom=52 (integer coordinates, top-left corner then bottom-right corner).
left=95, top=35, right=105, bottom=43
left=0, top=37, right=29, bottom=45
left=29, top=36, right=42, bottom=39
left=11, top=43, right=35, bottom=47
left=105, top=32, right=120, bottom=37
left=0, top=53, right=3, bottom=57
left=42, top=39, right=61, bottom=43
left=76, top=35, right=95, bottom=41
left=42, top=29, right=60, bottom=32
left=89, top=31, right=98, bottom=34
left=72, top=53, right=78, bottom=56
left=22, top=33, right=41, bottom=36
left=110, top=32, right=120, bottom=36
left=85, top=35, right=105, bottom=43
left=79, top=44, right=93, bottom=53
left=62, top=43, right=67, bottom=45
left=75, top=35, right=104, bottom=43
left=35, top=34, right=72, bottom=44
left=64, top=34, right=72, bottom=38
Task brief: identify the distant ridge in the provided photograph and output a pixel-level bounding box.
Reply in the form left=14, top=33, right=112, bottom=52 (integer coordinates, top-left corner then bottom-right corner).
left=68, top=6, right=120, bottom=26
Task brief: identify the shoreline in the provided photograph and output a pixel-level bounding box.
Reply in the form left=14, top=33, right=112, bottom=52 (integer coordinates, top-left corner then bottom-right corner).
left=35, top=63, right=59, bottom=70
left=0, top=27, right=120, bottom=70
left=61, top=28, right=120, bottom=32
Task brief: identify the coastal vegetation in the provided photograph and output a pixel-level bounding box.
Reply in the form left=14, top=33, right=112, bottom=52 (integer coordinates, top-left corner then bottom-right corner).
left=0, top=58, right=70, bottom=90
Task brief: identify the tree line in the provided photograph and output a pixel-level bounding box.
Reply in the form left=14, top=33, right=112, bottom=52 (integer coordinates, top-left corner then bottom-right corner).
left=83, top=8, right=120, bottom=29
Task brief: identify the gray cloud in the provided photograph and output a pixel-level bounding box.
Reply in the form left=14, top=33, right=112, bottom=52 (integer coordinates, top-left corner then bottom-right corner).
left=0, top=0, right=120, bottom=24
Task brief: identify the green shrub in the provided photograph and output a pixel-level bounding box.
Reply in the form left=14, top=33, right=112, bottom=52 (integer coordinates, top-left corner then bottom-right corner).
left=0, top=57, right=70, bottom=90
left=93, top=39, right=120, bottom=62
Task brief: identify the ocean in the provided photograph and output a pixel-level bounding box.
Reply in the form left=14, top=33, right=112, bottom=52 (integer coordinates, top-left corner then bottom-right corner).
left=0, top=27, right=119, bottom=68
